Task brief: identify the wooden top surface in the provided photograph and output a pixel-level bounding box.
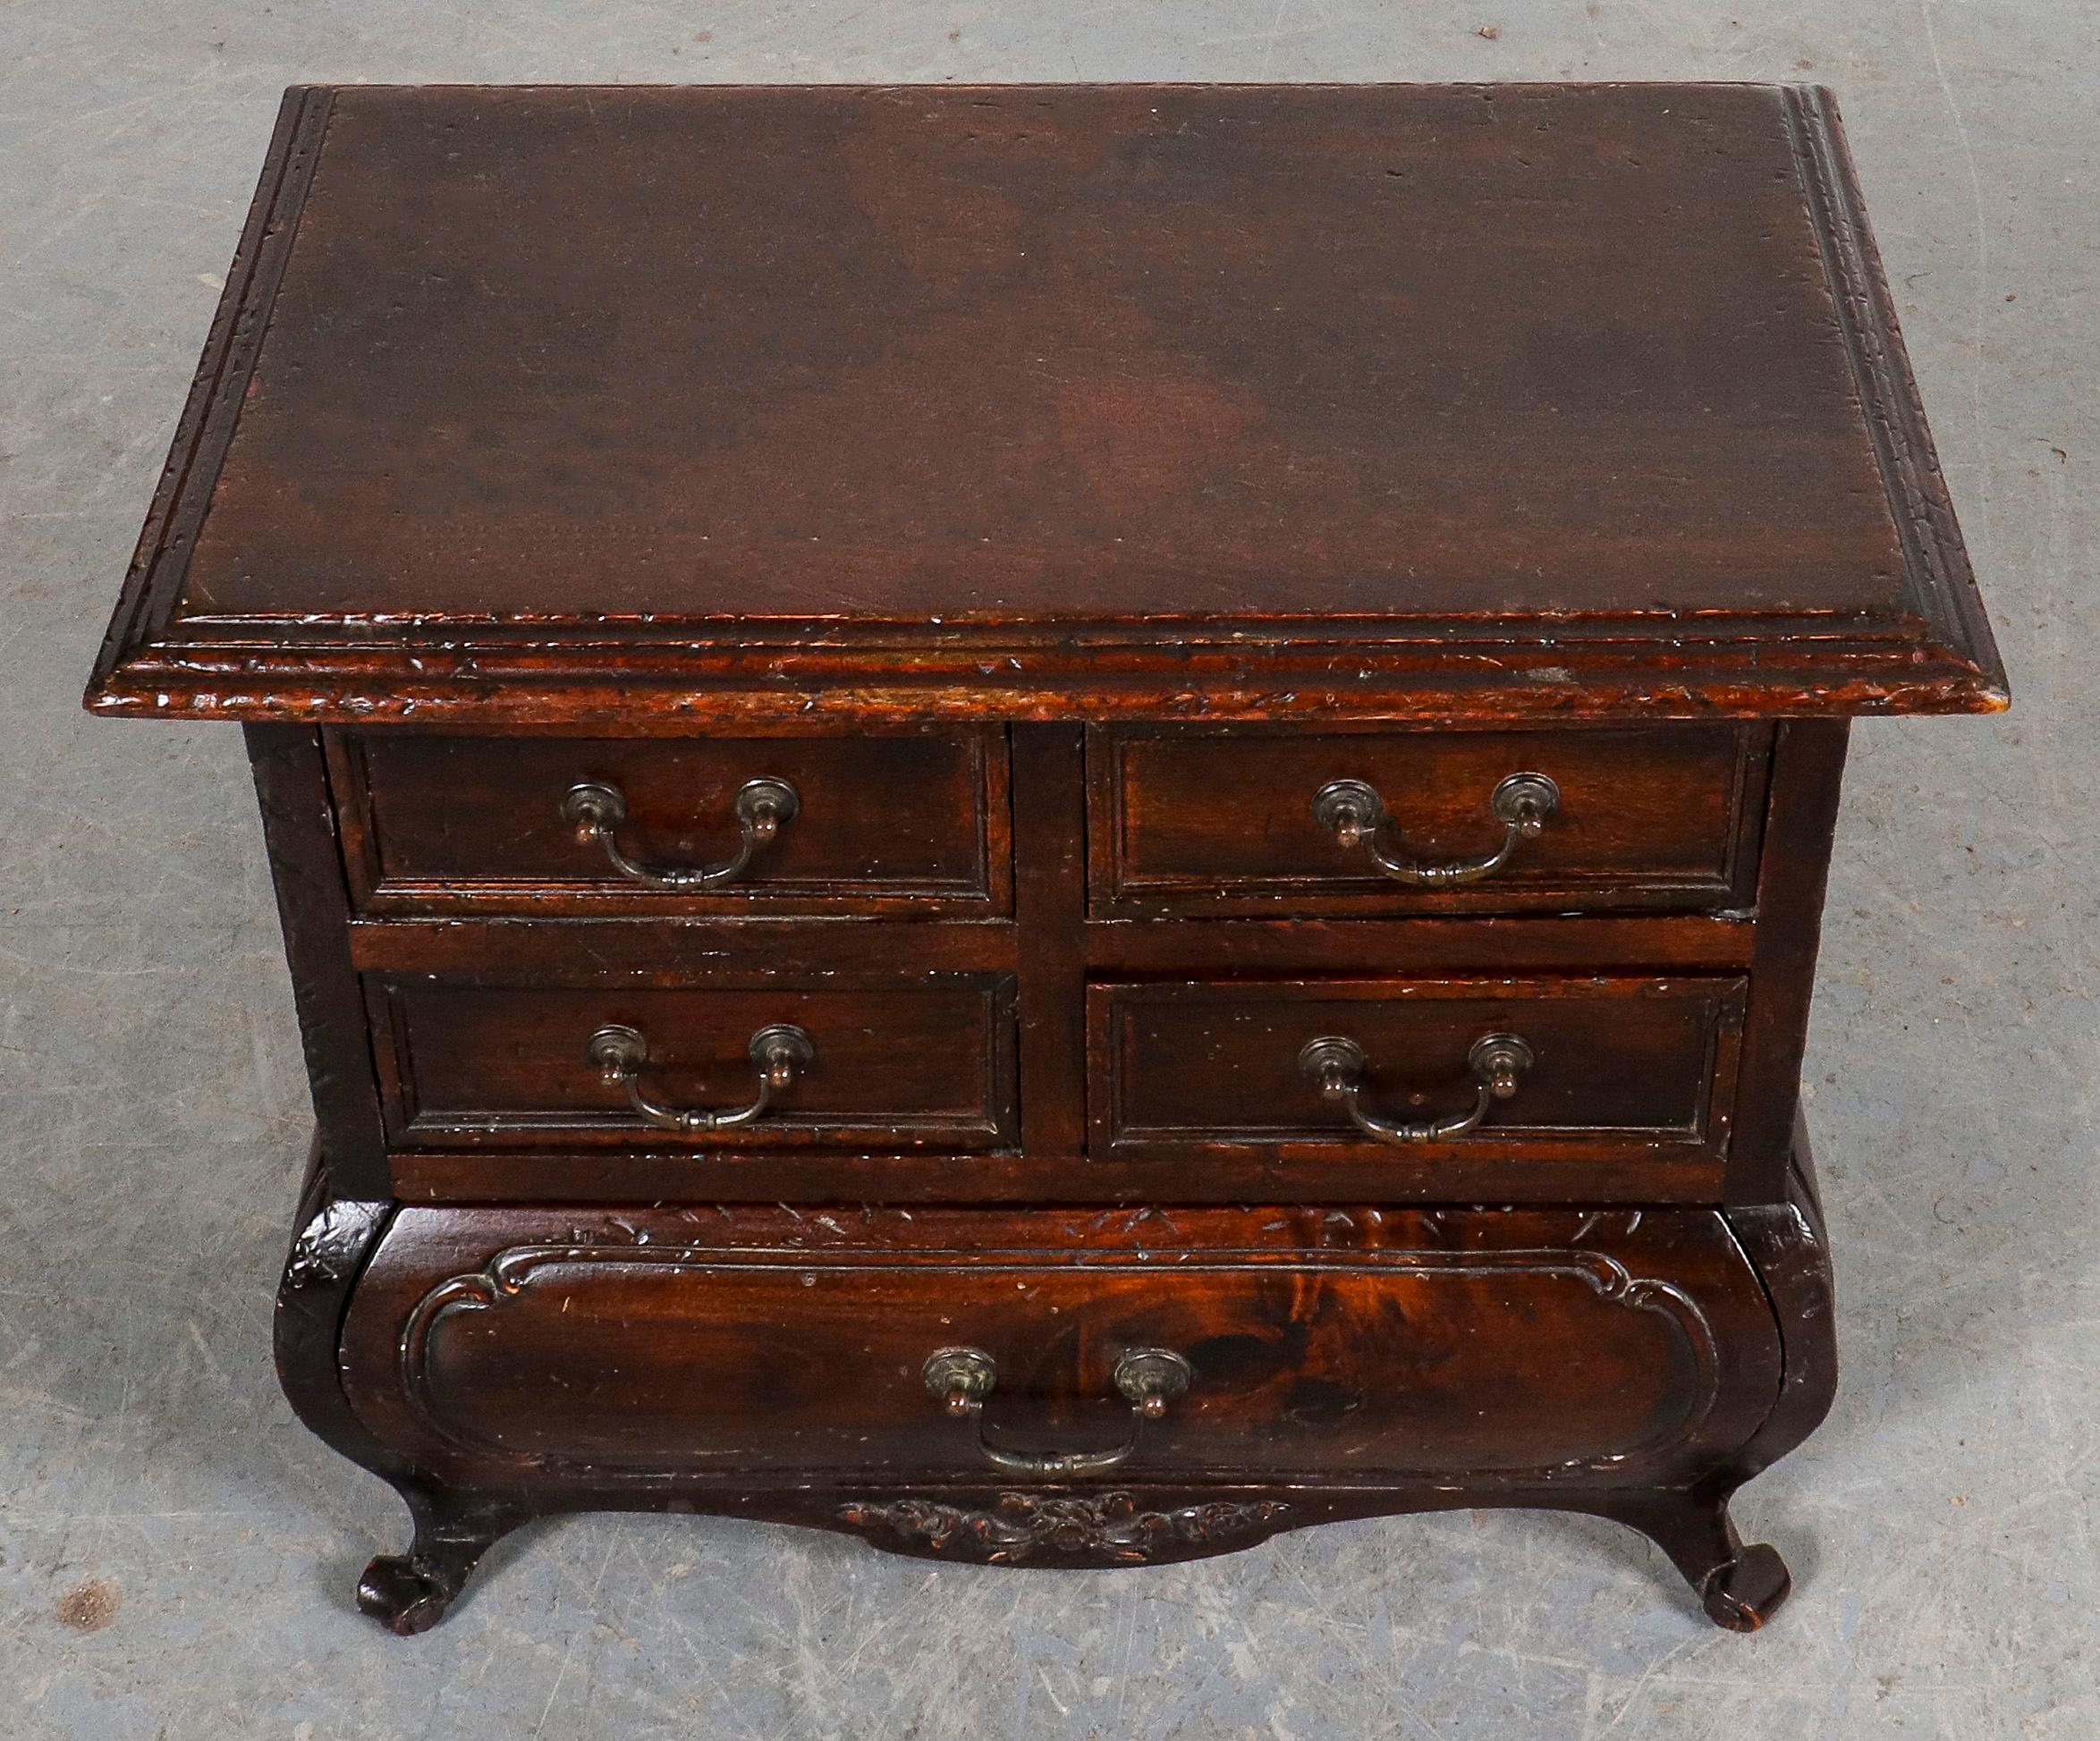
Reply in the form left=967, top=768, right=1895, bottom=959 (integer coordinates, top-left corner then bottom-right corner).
left=89, top=83, right=2003, bottom=724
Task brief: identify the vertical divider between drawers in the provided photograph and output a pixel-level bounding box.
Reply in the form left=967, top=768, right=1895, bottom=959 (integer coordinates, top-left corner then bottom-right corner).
left=1010, top=724, right=1089, bottom=1159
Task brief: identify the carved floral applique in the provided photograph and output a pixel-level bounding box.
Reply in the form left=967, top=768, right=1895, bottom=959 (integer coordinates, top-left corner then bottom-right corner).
left=839, top=1491, right=1290, bottom=1565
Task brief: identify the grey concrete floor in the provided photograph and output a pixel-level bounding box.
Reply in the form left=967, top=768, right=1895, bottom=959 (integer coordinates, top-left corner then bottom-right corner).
left=3, top=3, right=2093, bottom=1737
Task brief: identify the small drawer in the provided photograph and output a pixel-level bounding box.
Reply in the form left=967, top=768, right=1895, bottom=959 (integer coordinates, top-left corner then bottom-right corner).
left=330, top=728, right=1010, bottom=915
left=1089, top=976, right=1744, bottom=1178
left=342, top=1204, right=1781, bottom=1490
left=367, top=975, right=1018, bottom=1151
left=1088, top=724, right=1768, bottom=916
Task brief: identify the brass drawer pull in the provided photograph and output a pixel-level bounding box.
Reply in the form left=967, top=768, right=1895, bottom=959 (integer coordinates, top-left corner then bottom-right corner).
left=561, top=776, right=799, bottom=888
left=584, top=1022, right=815, bottom=1133
left=1299, top=1031, right=1533, bottom=1144
left=1312, top=772, right=1558, bottom=885
left=923, top=1346, right=1192, bottom=1478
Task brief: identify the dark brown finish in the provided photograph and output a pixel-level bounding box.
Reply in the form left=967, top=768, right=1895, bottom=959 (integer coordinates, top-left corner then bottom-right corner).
left=349, top=916, right=1021, bottom=977
left=332, top=727, right=1010, bottom=915
left=354, top=1489, right=536, bottom=1638
left=385, top=1139, right=1736, bottom=1211
left=91, top=83, right=1997, bottom=1635
left=367, top=976, right=1019, bottom=1151
left=1080, top=914, right=1757, bottom=973
left=1089, top=976, right=1745, bottom=1176
left=274, top=1137, right=394, bottom=1483
left=1722, top=1128, right=1842, bottom=1497
left=1010, top=725, right=1091, bottom=1158
left=246, top=725, right=389, bottom=1197
left=280, top=1143, right=537, bottom=1637
left=1725, top=721, right=1851, bottom=1204
left=325, top=1189, right=1822, bottom=1625
left=344, top=911, right=1748, bottom=979
left=273, top=1137, right=525, bottom=1640
left=1090, top=724, right=1769, bottom=917
left=87, top=84, right=2003, bottom=728
left=341, top=1203, right=1781, bottom=1483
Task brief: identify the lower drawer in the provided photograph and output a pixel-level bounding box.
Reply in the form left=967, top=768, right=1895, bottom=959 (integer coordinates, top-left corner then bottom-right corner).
left=339, top=1204, right=1783, bottom=1489
left=1090, top=976, right=1745, bottom=1180
left=367, top=973, right=1019, bottom=1151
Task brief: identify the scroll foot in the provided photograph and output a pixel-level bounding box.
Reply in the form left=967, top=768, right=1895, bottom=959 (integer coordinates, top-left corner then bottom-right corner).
left=1697, top=1540, right=1792, bottom=1633
left=1592, top=1489, right=1795, bottom=1633
left=355, top=1488, right=530, bottom=1635
left=356, top=1553, right=461, bottom=1636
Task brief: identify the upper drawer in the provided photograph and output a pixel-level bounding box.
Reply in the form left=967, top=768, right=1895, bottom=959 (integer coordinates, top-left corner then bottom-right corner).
left=1088, top=724, right=1769, bottom=916
left=329, top=729, right=1011, bottom=915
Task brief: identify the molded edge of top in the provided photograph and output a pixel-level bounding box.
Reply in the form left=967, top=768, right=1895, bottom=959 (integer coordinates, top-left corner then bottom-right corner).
left=83, top=82, right=2009, bottom=728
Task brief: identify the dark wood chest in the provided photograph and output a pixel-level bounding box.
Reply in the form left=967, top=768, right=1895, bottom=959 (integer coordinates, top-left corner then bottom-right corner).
left=88, top=82, right=2004, bottom=1635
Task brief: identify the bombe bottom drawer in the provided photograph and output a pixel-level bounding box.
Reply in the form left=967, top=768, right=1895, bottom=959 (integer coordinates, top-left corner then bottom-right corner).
left=340, top=1202, right=1788, bottom=1493
left=321, top=1169, right=1834, bottom=1631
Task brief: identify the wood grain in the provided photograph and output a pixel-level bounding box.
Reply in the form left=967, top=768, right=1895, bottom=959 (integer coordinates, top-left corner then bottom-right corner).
left=1088, top=976, right=1744, bottom=1168
left=1089, top=722, right=1769, bottom=916
left=79, top=81, right=1993, bottom=1633
left=341, top=1201, right=1782, bottom=1488
left=1726, top=721, right=1850, bottom=1204
left=86, top=84, right=2004, bottom=725
left=332, top=725, right=1010, bottom=916
left=367, top=976, right=1020, bottom=1152
left=245, top=724, right=390, bottom=1196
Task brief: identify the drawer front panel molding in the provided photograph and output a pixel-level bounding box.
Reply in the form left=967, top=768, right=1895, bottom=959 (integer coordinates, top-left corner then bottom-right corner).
left=1090, top=976, right=1746, bottom=1172
left=332, top=727, right=1012, bottom=916
left=1089, top=724, right=1771, bottom=917
left=341, top=1204, right=1782, bottom=1490
left=368, top=976, right=1020, bottom=1152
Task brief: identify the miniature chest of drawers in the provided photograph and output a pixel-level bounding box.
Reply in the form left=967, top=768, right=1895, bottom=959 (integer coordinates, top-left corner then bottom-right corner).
left=88, top=82, right=2005, bottom=1635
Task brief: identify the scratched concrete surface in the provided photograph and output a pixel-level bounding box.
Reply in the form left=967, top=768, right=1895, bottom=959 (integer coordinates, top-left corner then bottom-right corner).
left=2, top=3, right=2093, bottom=1737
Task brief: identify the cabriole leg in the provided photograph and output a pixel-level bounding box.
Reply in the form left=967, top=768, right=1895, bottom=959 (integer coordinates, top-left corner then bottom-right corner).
left=1596, top=1489, right=1793, bottom=1632
left=357, top=1485, right=534, bottom=1636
